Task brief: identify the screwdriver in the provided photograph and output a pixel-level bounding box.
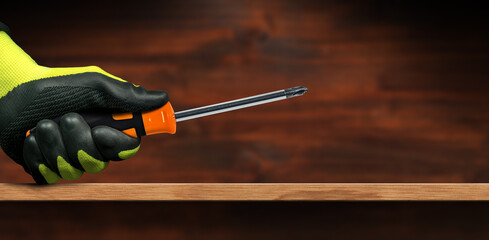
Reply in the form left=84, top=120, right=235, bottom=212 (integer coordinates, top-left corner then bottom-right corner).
left=27, top=86, right=308, bottom=137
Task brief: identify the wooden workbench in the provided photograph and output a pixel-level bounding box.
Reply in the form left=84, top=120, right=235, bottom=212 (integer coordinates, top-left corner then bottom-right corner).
left=2, top=183, right=489, bottom=200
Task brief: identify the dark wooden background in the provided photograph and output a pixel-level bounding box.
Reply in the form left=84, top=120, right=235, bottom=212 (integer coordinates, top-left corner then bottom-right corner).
left=1, top=0, right=489, bottom=239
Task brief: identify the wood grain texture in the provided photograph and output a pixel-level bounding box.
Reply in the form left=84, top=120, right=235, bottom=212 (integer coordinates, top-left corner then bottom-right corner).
left=2, top=183, right=489, bottom=200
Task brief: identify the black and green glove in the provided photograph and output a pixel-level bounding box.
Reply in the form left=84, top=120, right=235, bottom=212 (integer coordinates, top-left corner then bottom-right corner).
left=0, top=22, right=168, bottom=184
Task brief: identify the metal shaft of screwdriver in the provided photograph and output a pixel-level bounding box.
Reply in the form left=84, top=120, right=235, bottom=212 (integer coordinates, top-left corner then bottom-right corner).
left=174, top=86, right=308, bottom=122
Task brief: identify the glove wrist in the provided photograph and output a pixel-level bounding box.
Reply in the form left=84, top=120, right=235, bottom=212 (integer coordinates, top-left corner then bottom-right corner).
left=0, top=30, right=47, bottom=98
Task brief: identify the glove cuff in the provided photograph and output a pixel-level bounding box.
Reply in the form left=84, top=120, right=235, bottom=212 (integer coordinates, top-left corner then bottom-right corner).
left=0, top=28, right=47, bottom=98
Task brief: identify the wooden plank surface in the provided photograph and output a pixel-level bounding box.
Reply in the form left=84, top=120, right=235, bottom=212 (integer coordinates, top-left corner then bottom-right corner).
left=2, top=183, right=489, bottom=200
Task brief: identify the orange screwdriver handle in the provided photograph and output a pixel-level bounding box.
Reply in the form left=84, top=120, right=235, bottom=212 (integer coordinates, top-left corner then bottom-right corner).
left=112, top=101, right=176, bottom=137
left=26, top=102, right=177, bottom=138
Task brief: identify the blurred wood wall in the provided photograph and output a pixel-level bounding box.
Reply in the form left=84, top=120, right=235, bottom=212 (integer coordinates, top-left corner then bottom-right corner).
left=1, top=0, right=489, bottom=183
left=1, top=1, right=489, bottom=239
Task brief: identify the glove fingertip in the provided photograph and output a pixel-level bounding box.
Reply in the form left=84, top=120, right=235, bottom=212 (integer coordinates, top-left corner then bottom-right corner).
left=38, top=163, right=61, bottom=184
left=23, top=135, right=49, bottom=185
left=118, top=144, right=140, bottom=160
left=92, top=126, right=141, bottom=161
left=78, top=150, right=108, bottom=174
left=130, top=87, right=169, bottom=110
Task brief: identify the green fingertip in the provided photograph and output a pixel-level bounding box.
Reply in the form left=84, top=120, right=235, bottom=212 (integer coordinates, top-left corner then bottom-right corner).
left=38, top=164, right=61, bottom=184
left=118, top=145, right=140, bottom=160
left=78, top=150, right=109, bottom=174
left=57, top=156, right=83, bottom=180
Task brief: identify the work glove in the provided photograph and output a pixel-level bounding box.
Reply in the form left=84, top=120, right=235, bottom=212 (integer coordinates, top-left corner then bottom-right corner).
left=0, top=22, right=169, bottom=184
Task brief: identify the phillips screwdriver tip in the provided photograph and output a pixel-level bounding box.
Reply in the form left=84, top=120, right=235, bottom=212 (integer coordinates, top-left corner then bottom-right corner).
left=284, top=86, right=308, bottom=98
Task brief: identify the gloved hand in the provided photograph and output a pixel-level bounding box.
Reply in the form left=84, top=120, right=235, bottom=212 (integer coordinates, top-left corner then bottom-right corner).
left=0, top=23, right=168, bottom=184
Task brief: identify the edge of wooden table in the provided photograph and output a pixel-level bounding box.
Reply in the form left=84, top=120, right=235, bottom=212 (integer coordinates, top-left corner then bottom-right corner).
left=2, top=183, right=489, bottom=200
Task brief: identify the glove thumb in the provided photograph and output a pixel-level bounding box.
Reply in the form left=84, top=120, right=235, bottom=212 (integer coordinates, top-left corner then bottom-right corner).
left=48, top=66, right=169, bottom=113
